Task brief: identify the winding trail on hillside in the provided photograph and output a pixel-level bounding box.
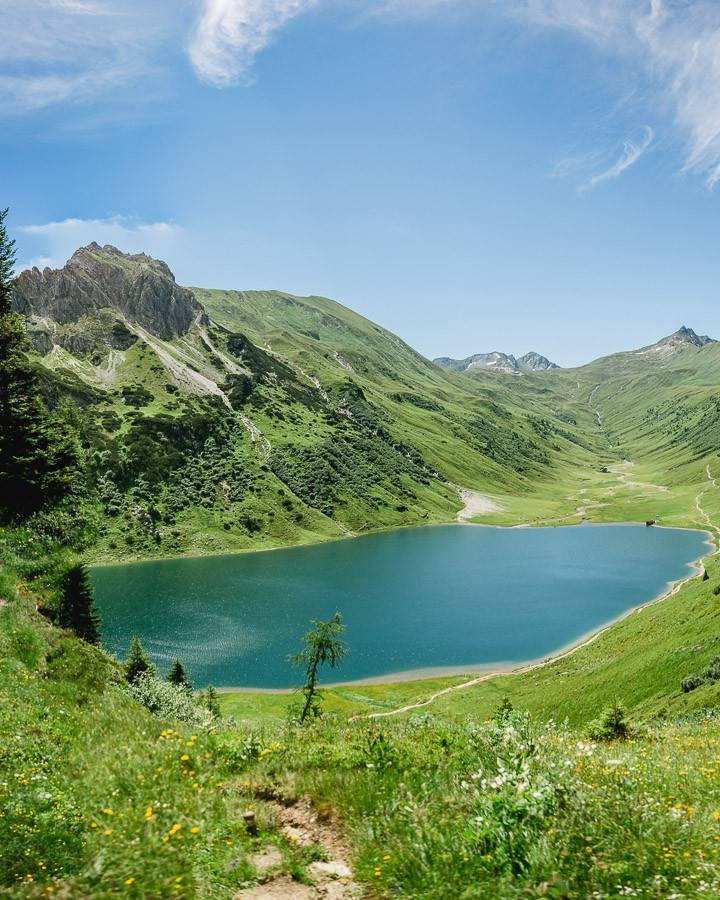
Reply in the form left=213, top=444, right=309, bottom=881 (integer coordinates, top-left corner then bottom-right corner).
left=356, top=461, right=720, bottom=721
left=695, top=464, right=720, bottom=550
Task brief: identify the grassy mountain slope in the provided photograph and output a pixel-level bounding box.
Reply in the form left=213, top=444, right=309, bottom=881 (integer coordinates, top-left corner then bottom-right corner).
left=15, top=247, right=606, bottom=562
left=8, top=248, right=720, bottom=897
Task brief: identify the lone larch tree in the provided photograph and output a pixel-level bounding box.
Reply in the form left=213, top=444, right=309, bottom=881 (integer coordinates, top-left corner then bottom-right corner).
left=290, top=612, right=347, bottom=723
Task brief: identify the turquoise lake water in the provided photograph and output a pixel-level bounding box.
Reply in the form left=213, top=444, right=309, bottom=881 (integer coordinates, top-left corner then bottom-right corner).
left=91, top=523, right=709, bottom=688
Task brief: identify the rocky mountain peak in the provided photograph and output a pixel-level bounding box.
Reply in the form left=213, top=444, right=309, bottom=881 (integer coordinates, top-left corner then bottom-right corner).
left=14, top=243, right=198, bottom=341
left=434, top=349, right=559, bottom=373
left=635, top=325, right=716, bottom=358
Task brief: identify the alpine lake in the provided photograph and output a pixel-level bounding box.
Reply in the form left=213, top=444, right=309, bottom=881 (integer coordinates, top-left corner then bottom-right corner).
left=92, top=523, right=709, bottom=689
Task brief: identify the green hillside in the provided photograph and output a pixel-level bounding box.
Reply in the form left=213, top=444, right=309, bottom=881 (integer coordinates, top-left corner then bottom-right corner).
left=6, top=240, right=720, bottom=896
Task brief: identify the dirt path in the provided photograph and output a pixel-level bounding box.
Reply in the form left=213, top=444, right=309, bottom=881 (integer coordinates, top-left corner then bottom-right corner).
left=611, top=459, right=668, bottom=493
left=236, top=795, right=360, bottom=899
left=694, top=463, right=720, bottom=550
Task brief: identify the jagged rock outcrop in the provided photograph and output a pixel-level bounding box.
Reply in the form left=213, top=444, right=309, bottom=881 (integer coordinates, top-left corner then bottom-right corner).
left=434, top=350, right=559, bottom=373
left=516, top=351, right=559, bottom=371
left=13, top=243, right=199, bottom=341
left=636, top=326, right=716, bottom=357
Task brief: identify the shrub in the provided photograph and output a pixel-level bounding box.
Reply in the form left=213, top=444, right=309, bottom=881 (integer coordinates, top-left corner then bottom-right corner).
left=589, top=702, right=630, bottom=741
left=681, top=673, right=705, bottom=693
left=680, top=655, right=720, bottom=693
left=126, top=672, right=214, bottom=728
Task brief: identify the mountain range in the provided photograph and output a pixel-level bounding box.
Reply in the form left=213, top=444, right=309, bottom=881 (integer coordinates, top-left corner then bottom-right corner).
left=12, top=243, right=720, bottom=560
left=434, top=350, right=559, bottom=372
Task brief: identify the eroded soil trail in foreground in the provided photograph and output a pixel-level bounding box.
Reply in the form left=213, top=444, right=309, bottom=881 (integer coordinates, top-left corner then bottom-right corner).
left=236, top=794, right=361, bottom=899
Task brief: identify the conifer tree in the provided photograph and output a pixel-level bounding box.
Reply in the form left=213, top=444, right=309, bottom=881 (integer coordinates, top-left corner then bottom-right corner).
left=58, top=563, right=101, bottom=644
left=167, top=658, right=192, bottom=691
left=125, top=636, right=156, bottom=684
left=0, top=208, right=79, bottom=517
left=199, top=684, right=221, bottom=718
left=290, top=612, right=347, bottom=723
left=0, top=207, right=15, bottom=316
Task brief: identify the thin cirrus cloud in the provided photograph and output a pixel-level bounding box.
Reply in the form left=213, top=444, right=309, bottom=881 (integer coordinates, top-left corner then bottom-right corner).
left=501, top=0, right=720, bottom=188
left=578, top=126, right=655, bottom=192
left=6, top=1, right=720, bottom=189
left=15, top=216, right=180, bottom=274
left=0, top=0, right=174, bottom=114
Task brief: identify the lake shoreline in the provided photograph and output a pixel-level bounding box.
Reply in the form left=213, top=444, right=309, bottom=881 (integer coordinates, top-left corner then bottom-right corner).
left=88, top=516, right=712, bottom=569
left=210, top=528, right=713, bottom=694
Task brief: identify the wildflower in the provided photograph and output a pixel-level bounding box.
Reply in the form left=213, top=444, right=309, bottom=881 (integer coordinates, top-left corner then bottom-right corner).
left=145, top=806, right=154, bottom=820
left=383, top=854, right=391, bottom=861
left=180, top=754, right=190, bottom=762
left=190, top=827, right=199, bottom=834
left=102, top=808, right=113, bottom=816
left=125, top=877, right=135, bottom=885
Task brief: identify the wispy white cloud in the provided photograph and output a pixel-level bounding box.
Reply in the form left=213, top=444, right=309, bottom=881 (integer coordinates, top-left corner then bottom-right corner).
left=17, top=216, right=181, bottom=272
left=578, top=125, right=654, bottom=191
left=188, top=0, right=316, bottom=87
left=6, top=0, right=720, bottom=191
left=373, top=0, right=720, bottom=188
left=497, top=0, right=720, bottom=188
left=0, top=0, right=175, bottom=114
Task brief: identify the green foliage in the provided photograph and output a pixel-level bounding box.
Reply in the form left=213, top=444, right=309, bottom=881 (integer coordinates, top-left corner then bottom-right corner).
left=198, top=684, right=222, bottom=719
left=681, top=655, right=720, bottom=693
left=0, top=309, right=81, bottom=518
left=0, top=207, right=15, bottom=315
left=167, top=658, right=192, bottom=691
left=270, top=430, right=430, bottom=516
left=127, top=672, right=213, bottom=727
left=390, top=391, right=443, bottom=412
left=588, top=702, right=630, bottom=741
left=125, top=636, right=156, bottom=684
left=290, top=613, right=347, bottom=723
left=248, top=712, right=720, bottom=898
left=58, top=563, right=101, bottom=644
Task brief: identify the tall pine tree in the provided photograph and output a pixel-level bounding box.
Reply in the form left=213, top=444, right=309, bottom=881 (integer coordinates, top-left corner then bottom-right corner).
left=58, top=563, right=101, bottom=644
left=0, top=207, right=15, bottom=316
left=0, top=208, right=79, bottom=518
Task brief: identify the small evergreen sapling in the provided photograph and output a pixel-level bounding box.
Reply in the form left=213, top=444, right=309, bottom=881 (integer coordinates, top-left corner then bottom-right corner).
left=167, top=658, right=192, bottom=691
left=199, top=685, right=221, bottom=718
left=58, top=563, right=101, bottom=644
left=125, top=636, right=156, bottom=684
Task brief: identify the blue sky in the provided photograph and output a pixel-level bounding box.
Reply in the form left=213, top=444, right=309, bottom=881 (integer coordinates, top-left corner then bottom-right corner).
left=4, top=1, right=720, bottom=366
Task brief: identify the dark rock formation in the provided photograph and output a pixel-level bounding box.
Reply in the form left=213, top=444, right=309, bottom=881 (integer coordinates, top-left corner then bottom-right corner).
left=14, top=243, right=198, bottom=341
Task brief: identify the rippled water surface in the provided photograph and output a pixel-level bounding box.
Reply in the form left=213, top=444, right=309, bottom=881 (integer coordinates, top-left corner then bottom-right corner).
left=92, top=523, right=708, bottom=688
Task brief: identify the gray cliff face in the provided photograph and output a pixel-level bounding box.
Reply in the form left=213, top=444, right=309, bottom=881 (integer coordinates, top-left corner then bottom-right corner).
left=14, top=243, right=198, bottom=341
